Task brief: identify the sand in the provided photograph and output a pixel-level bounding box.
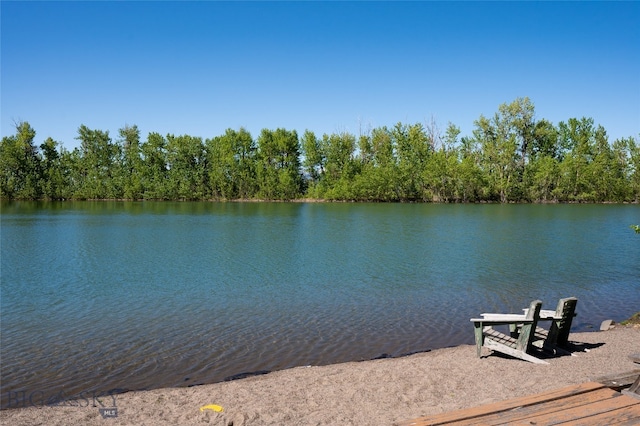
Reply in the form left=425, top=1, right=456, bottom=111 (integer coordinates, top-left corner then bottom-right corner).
left=2, top=326, right=639, bottom=426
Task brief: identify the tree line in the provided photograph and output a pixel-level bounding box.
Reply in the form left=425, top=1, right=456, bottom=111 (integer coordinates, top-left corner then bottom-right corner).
left=2, top=98, right=639, bottom=203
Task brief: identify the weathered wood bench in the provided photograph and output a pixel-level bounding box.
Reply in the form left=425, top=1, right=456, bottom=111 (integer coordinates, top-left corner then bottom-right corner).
left=471, top=300, right=548, bottom=364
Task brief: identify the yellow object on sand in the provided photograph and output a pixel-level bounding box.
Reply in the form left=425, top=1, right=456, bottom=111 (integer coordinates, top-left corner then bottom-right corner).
left=200, top=404, right=224, bottom=413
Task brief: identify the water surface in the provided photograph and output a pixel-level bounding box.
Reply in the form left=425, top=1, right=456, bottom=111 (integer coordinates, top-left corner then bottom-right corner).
left=1, top=202, right=639, bottom=407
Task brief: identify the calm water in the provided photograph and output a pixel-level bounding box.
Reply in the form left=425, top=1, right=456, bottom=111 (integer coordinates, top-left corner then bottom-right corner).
left=1, top=201, right=639, bottom=407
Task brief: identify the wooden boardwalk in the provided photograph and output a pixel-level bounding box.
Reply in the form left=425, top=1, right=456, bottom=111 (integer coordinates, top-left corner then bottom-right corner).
left=398, top=381, right=640, bottom=426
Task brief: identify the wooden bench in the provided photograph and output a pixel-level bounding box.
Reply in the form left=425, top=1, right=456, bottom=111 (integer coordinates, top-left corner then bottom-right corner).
left=471, top=300, right=548, bottom=364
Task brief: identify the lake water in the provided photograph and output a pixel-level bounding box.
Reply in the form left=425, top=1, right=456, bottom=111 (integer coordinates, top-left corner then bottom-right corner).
left=1, top=201, right=639, bottom=408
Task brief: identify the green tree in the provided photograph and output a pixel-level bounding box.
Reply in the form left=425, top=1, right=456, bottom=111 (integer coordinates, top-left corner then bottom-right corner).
left=256, top=128, right=302, bottom=200
left=206, top=128, right=256, bottom=199
left=424, top=123, right=463, bottom=202
left=55, top=147, right=80, bottom=199
left=301, top=130, right=324, bottom=196
left=587, top=126, right=623, bottom=201
left=39, top=137, right=66, bottom=199
left=525, top=119, right=562, bottom=202
left=424, top=150, right=461, bottom=202
left=5, top=100, right=636, bottom=203
left=118, top=125, right=144, bottom=200
left=626, top=136, right=640, bottom=202
left=473, top=113, right=518, bottom=202
left=207, top=130, right=237, bottom=200
left=140, top=132, right=169, bottom=199
left=319, top=131, right=358, bottom=200
left=531, top=119, right=560, bottom=160
left=555, top=117, right=597, bottom=201
left=457, top=155, right=485, bottom=202
left=75, top=125, right=120, bottom=199
left=165, top=134, right=208, bottom=200
left=395, top=122, right=431, bottom=201
left=500, top=97, right=536, bottom=170
left=0, top=121, right=42, bottom=199
left=354, top=126, right=400, bottom=201
left=526, top=155, right=559, bottom=202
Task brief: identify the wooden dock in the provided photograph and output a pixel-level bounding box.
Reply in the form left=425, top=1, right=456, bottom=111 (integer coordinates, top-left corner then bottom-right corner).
left=398, top=381, right=640, bottom=426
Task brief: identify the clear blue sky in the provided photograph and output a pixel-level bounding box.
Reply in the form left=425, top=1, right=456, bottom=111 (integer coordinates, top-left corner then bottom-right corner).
left=2, top=1, right=639, bottom=151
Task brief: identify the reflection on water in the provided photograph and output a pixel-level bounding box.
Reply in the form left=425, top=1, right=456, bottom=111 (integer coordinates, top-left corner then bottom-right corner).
left=1, top=201, right=639, bottom=408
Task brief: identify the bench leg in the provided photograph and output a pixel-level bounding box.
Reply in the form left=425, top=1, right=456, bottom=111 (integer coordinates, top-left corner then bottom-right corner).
left=473, top=323, right=484, bottom=357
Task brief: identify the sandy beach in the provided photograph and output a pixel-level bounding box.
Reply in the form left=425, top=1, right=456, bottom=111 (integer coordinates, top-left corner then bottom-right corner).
left=2, top=325, right=639, bottom=426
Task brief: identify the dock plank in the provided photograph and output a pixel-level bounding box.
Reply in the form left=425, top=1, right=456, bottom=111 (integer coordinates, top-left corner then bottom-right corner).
left=508, top=393, right=640, bottom=426
left=594, top=369, right=640, bottom=390
left=397, top=382, right=605, bottom=426
left=397, top=382, right=640, bottom=426
left=436, top=387, right=620, bottom=426
left=554, top=403, right=640, bottom=426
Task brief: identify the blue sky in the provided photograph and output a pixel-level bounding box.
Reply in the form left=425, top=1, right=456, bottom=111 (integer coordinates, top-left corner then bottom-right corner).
left=2, top=1, right=639, bottom=151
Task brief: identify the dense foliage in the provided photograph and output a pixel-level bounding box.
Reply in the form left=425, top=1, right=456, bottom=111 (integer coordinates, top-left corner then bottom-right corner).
left=2, top=98, right=639, bottom=202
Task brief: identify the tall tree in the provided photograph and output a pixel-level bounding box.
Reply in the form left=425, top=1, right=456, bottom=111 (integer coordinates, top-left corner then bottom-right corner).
left=117, top=125, right=144, bottom=199
left=556, top=117, right=596, bottom=200
left=423, top=123, right=459, bottom=202
left=526, top=154, right=559, bottom=202
left=140, top=132, right=169, bottom=199
left=206, top=128, right=256, bottom=200
left=355, top=126, right=399, bottom=201
left=453, top=134, right=485, bottom=202
left=0, top=121, right=42, bottom=199
left=207, top=130, right=237, bottom=200
left=165, top=134, right=207, bottom=200
left=301, top=130, right=323, bottom=185
left=256, top=128, right=302, bottom=200
left=319, top=131, right=358, bottom=199
left=39, top=137, right=65, bottom=199
left=474, top=113, right=518, bottom=202
left=57, top=147, right=83, bottom=199
left=531, top=119, right=560, bottom=160
left=627, top=136, right=640, bottom=202
left=499, top=97, right=536, bottom=169
left=75, top=125, right=120, bottom=199
left=587, top=125, right=625, bottom=201
left=395, top=122, right=431, bottom=200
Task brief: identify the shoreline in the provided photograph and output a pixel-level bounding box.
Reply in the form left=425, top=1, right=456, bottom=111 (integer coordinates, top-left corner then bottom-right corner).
left=2, top=326, right=639, bottom=425
left=3, top=198, right=640, bottom=204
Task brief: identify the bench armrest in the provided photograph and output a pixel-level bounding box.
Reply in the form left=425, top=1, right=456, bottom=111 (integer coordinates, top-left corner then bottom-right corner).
left=470, top=316, right=534, bottom=325
left=523, top=308, right=577, bottom=319
left=481, top=313, right=527, bottom=321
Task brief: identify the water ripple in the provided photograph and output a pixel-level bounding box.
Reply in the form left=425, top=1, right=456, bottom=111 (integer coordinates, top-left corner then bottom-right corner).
left=1, top=202, right=639, bottom=408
